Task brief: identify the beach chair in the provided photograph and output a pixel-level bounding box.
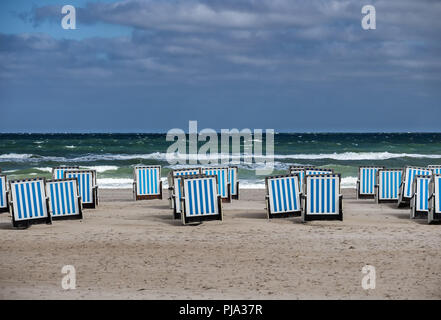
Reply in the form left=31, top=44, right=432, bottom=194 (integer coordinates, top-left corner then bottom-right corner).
left=46, top=178, right=82, bottom=220
left=428, top=165, right=441, bottom=175
left=375, top=169, right=403, bottom=203
left=229, top=166, right=239, bottom=200
left=356, top=166, right=384, bottom=199
left=133, top=165, right=162, bottom=200
left=305, top=167, right=334, bottom=175
left=168, top=168, right=201, bottom=219
left=0, top=174, right=9, bottom=213
left=288, top=166, right=311, bottom=193
left=52, top=166, right=80, bottom=179
left=265, top=174, right=302, bottom=218
left=64, top=170, right=98, bottom=208
left=302, top=174, right=342, bottom=222
left=398, top=166, right=432, bottom=207
left=179, top=174, right=223, bottom=225
left=410, top=175, right=431, bottom=219
left=201, top=167, right=231, bottom=202
left=9, top=178, right=51, bottom=228
left=428, top=174, right=441, bottom=223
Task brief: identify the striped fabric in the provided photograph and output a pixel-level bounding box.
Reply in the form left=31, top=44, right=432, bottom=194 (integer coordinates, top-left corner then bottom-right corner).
left=201, top=167, right=229, bottom=199
left=428, top=165, right=441, bottom=175
left=182, top=176, right=219, bottom=216
left=267, top=175, right=300, bottom=214
left=359, top=167, right=382, bottom=195
left=378, top=170, right=402, bottom=200
left=46, top=179, right=80, bottom=217
left=10, top=179, right=48, bottom=221
left=403, top=167, right=432, bottom=199
left=228, top=167, right=239, bottom=196
left=52, top=166, right=80, bottom=180
left=289, top=169, right=305, bottom=192
left=434, top=175, right=441, bottom=214
left=64, top=170, right=95, bottom=204
left=0, top=175, right=7, bottom=209
left=306, top=175, right=340, bottom=214
left=135, top=166, right=161, bottom=196
left=305, top=169, right=333, bottom=176
left=173, top=169, right=201, bottom=214
left=414, top=176, right=430, bottom=213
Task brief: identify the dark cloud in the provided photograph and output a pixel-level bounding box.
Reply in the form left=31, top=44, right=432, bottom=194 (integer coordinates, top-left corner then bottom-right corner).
left=1, top=0, right=441, bottom=132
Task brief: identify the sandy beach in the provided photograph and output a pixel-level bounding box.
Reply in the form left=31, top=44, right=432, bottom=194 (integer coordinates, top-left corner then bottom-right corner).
left=0, top=188, right=440, bottom=300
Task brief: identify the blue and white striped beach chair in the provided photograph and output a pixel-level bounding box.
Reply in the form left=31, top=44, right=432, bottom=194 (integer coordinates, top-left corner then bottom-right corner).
left=9, top=178, right=51, bottom=228
left=201, top=167, right=231, bottom=202
left=52, top=166, right=80, bottom=180
left=64, top=170, right=98, bottom=208
left=302, top=174, right=342, bottom=221
left=428, top=165, right=441, bottom=175
left=46, top=178, right=82, bottom=220
left=133, top=165, right=162, bottom=200
left=0, top=174, right=9, bottom=213
left=357, top=166, right=384, bottom=199
left=180, top=175, right=223, bottom=225
left=375, top=169, right=403, bottom=203
left=428, top=174, right=441, bottom=223
left=168, top=168, right=201, bottom=219
left=229, top=166, right=239, bottom=200
left=288, top=166, right=312, bottom=194
left=410, top=175, right=431, bottom=219
left=265, top=174, right=301, bottom=218
left=398, top=166, right=432, bottom=207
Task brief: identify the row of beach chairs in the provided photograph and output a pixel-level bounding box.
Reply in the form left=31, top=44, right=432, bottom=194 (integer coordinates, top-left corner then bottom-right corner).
left=1, top=164, right=440, bottom=228
left=355, top=165, right=441, bottom=223
left=0, top=167, right=98, bottom=228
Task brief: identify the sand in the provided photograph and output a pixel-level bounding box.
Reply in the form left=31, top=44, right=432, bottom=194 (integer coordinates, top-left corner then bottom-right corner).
left=0, top=188, right=440, bottom=300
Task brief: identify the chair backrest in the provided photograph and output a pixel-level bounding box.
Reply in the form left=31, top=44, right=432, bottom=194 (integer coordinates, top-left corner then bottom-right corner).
left=46, top=178, right=81, bottom=217
left=413, top=175, right=431, bottom=213
left=201, top=167, right=230, bottom=199
left=266, top=174, right=301, bottom=214
left=433, top=174, right=441, bottom=214
left=0, top=175, right=8, bottom=209
left=228, top=166, right=239, bottom=196
left=305, top=168, right=334, bottom=176
left=134, top=166, right=161, bottom=196
left=289, top=167, right=306, bottom=192
left=402, top=167, right=432, bottom=199
left=181, top=175, right=220, bottom=217
left=377, top=169, right=403, bottom=200
left=171, top=168, right=202, bottom=214
left=305, top=174, right=340, bottom=215
left=359, top=166, right=384, bottom=195
left=9, top=178, right=48, bottom=221
left=64, top=170, right=95, bottom=204
left=52, top=166, right=80, bottom=179
left=428, top=165, right=441, bottom=175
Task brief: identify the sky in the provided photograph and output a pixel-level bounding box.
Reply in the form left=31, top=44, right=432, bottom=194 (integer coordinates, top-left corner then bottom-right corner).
left=0, top=0, right=440, bottom=133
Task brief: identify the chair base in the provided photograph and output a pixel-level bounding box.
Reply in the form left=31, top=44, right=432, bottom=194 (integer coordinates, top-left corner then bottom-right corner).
left=12, top=217, right=52, bottom=229
left=135, top=194, right=163, bottom=201
left=357, top=193, right=376, bottom=200
left=428, top=211, right=441, bottom=224
left=268, top=211, right=301, bottom=219
left=173, top=210, right=181, bottom=220
left=181, top=197, right=223, bottom=225
left=410, top=210, right=428, bottom=219
left=231, top=194, right=239, bottom=200
left=82, top=202, right=97, bottom=209
left=0, top=206, right=9, bottom=213
left=52, top=213, right=83, bottom=221
left=221, top=197, right=231, bottom=203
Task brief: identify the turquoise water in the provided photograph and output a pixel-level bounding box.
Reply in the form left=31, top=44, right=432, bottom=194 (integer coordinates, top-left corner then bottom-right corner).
left=1, top=133, right=440, bottom=188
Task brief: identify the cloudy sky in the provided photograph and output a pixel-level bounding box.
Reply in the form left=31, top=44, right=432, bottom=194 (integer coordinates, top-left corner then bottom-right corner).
left=1, top=0, right=440, bottom=132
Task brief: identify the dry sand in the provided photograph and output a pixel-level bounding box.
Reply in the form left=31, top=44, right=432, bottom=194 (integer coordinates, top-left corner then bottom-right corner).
left=1, top=188, right=440, bottom=300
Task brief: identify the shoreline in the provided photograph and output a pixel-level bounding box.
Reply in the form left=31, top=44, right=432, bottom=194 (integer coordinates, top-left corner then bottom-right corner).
left=1, top=188, right=440, bottom=299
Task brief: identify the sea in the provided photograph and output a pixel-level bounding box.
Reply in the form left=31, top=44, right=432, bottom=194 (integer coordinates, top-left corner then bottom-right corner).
left=1, top=133, right=440, bottom=189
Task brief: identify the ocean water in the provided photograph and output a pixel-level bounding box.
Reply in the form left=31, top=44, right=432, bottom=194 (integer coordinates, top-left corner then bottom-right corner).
left=1, top=133, right=440, bottom=189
